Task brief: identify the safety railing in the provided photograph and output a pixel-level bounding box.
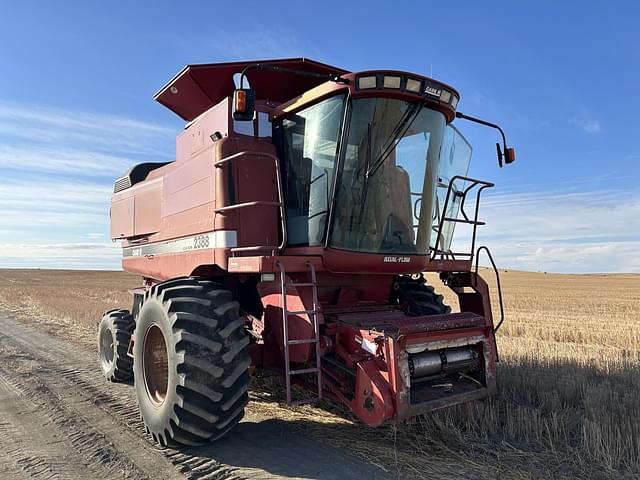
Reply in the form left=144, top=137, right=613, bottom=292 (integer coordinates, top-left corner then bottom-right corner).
left=430, top=175, right=494, bottom=262
left=214, top=151, right=287, bottom=255
left=474, top=245, right=505, bottom=334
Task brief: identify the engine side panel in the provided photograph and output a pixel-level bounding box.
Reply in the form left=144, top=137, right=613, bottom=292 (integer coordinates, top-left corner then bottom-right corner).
left=111, top=195, right=134, bottom=239
left=134, top=179, right=162, bottom=236
left=112, top=96, right=280, bottom=281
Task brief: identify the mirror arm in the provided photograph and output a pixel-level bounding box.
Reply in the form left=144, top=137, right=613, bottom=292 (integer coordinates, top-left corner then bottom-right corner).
left=455, top=111, right=512, bottom=168
left=238, top=63, right=349, bottom=88
left=234, top=64, right=348, bottom=121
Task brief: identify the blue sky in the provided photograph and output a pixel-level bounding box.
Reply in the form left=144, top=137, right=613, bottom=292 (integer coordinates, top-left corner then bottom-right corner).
left=0, top=1, right=638, bottom=272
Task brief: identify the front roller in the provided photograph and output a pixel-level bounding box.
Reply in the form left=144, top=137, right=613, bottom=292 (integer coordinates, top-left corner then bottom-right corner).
left=134, top=277, right=251, bottom=446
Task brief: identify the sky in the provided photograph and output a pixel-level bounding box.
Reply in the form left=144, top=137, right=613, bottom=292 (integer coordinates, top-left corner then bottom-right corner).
left=0, top=1, right=638, bottom=273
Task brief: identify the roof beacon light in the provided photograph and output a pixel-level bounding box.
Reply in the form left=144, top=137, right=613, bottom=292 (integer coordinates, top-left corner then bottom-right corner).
left=358, top=76, right=377, bottom=89
left=405, top=78, right=422, bottom=93
left=383, top=75, right=401, bottom=89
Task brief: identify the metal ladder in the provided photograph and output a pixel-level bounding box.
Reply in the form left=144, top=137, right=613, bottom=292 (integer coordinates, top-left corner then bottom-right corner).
left=276, top=261, right=322, bottom=406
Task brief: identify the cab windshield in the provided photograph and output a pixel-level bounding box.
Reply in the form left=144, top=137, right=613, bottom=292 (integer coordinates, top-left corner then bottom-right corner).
left=330, top=98, right=445, bottom=255
left=276, top=95, right=463, bottom=256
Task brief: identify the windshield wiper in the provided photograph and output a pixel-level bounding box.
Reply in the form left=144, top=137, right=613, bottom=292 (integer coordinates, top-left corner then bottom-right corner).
left=366, top=102, right=421, bottom=178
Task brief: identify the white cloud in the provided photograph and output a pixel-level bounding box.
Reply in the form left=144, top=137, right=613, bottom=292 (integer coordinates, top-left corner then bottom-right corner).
left=481, top=189, right=640, bottom=242
left=452, top=186, right=640, bottom=273
left=0, top=242, right=121, bottom=269
left=0, top=101, right=174, bottom=269
left=571, top=110, right=602, bottom=134
left=0, top=144, right=134, bottom=176
left=0, top=181, right=111, bottom=228
left=0, top=101, right=176, bottom=157
left=581, top=119, right=601, bottom=134
left=0, top=100, right=175, bottom=179
left=206, top=28, right=307, bottom=60
left=0, top=100, right=635, bottom=273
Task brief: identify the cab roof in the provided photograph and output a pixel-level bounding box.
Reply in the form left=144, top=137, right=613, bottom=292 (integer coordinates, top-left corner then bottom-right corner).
left=154, top=58, right=349, bottom=121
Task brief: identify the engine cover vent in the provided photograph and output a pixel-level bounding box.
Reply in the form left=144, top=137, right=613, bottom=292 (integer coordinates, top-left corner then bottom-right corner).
left=114, top=176, right=132, bottom=193
left=112, top=162, right=171, bottom=193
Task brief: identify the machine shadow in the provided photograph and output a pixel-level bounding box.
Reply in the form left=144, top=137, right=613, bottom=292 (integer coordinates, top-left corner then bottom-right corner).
left=172, top=356, right=639, bottom=480
left=174, top=416, right=393, bottom=480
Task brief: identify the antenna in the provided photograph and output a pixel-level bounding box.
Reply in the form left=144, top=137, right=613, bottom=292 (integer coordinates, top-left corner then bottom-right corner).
left=429, top=64, right=433, bottom=78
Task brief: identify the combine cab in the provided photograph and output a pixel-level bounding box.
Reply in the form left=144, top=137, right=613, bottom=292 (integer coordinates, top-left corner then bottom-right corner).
left=97, top=58, right=515, bottom=446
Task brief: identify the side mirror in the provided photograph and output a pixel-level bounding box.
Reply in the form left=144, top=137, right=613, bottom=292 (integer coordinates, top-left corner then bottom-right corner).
left=232, top=88, right=256, bottom=121
left=456, top=112, right=516, bottom=169
left=496, top=143, right=516, bottom=168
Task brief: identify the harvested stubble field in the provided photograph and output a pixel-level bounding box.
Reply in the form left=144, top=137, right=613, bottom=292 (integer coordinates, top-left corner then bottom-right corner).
left=0, top=268, right=638, bottom=479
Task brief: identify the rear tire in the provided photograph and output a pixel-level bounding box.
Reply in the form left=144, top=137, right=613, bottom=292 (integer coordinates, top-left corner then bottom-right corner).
left=97, top=309, right=134, bottom=382
left=134, top=277, right=251, bottom=447
left=392, top=275, right=451, bottom=315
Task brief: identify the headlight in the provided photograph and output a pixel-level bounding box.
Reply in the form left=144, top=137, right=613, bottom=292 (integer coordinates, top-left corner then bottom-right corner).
left=405, top=78, right=422, bottom=93
left=383, top=76, right=401, bottom=89
left=357, top=76, right=377, bottom=89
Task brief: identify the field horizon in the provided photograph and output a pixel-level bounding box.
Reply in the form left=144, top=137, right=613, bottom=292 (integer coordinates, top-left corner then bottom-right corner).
left=0, top=268, right=638, bottom=479
left=3, top=266, right=639, bottom=276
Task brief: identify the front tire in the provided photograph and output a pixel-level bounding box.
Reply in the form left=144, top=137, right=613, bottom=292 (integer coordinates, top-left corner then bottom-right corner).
left=97, top=309, right=134, bottom=382
left=392, top=275, right=451, bottom=315
left=134, top=277, right=251, bottom=447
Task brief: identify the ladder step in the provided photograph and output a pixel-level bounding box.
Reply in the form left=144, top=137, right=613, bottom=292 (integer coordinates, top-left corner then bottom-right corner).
left=289, top=367, right=320, bottom=376
left=287, top=338, right=318, bottom=345
left=279, top=261, right=322, bottom=405
left=286, top=309, right=318, bottom=316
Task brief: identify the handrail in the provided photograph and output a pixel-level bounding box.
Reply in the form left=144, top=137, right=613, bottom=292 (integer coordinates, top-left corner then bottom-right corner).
left=214, top=151, right=287, bottom=253
left=215, top=201, right=280, bottom=213
left=474, top=245, right=505, bottom=334
left=430, top=175, right=494, bottom=262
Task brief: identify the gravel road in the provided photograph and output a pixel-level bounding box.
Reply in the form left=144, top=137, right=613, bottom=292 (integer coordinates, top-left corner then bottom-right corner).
left=0, top=310, right=393, bottom=480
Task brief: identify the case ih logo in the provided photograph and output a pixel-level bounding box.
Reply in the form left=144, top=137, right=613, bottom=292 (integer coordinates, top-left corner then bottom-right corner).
left=424, top=85, right=442, bottom=97
left=383, top=256, right=411, bottom=263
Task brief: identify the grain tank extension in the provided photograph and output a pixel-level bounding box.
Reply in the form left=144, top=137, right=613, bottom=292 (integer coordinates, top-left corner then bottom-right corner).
left=97, top=58, right=515, bottom=446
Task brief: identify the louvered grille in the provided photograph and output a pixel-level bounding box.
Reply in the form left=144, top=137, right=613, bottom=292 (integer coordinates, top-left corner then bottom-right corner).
left=113, top=176, right=131, bottom=193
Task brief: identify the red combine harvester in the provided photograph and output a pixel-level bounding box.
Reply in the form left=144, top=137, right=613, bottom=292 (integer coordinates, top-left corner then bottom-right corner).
left=97, top=58, right=515, bottom=447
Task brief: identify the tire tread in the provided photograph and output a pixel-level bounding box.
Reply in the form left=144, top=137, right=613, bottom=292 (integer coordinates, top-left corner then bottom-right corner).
left=136, top=276, right=250, bottom=447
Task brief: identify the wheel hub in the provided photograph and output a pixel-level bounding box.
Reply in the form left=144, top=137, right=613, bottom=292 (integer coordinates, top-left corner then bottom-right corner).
left=99, top=328, right=115, bottom=370
left=142, top=324, right=169, bottom=406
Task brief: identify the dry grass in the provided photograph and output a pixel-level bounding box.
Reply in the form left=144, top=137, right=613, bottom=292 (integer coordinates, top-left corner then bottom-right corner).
left=0, top=268, right=638, bottom=479
left=0, top=269, right=138, bottom=349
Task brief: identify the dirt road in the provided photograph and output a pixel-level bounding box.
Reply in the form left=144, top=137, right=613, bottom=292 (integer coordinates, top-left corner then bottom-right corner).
left=0, top=310, right=393, bottom=480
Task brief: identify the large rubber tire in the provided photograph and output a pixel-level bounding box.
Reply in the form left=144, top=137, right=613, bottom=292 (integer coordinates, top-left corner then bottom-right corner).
left=392, top=275, right=451, bottom=315
left=133, top=277, right=251, bottom=447
left=97, top=309, right=134, bottom=382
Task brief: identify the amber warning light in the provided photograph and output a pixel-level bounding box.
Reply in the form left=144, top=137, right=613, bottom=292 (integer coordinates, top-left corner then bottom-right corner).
left=235, top=90, right=246, bottom=111
left=233, top=88, right=256, bottom=121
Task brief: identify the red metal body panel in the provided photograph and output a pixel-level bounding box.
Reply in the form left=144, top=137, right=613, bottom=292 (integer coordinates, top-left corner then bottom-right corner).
left=123, top=249, right=216, bottom=281
left=110, top=195, right=134, bottom=238
left=311, top=271, right=496, bottom=426
left=272, top=70, right=459, bottom=123
left=258, top=275, right=317, bottom=363
left=155, top=58, right=349, bottom=121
